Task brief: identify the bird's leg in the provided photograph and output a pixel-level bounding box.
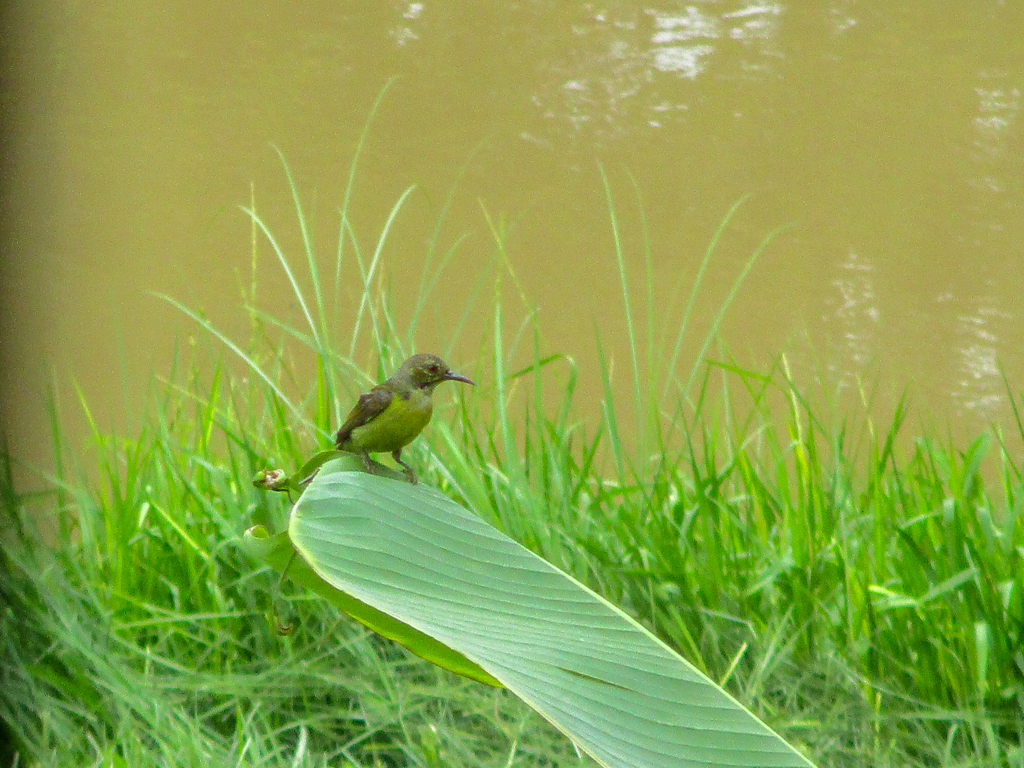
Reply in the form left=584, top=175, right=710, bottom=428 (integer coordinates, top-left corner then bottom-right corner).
left=361, top=451, right=377, bottom=475
left=392, top=449, right=417, bottom=485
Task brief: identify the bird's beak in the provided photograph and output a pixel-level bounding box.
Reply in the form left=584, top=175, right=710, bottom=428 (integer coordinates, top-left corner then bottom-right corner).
left=445, top=371, right=474, bottom=386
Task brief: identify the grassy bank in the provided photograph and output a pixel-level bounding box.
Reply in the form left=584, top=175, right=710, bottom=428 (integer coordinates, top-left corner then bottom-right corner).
left=2, top=165, right=1022, bottom=767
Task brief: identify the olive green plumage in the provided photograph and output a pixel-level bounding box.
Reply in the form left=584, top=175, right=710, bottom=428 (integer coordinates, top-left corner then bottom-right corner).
left=335, top=353, right=473, bottom=484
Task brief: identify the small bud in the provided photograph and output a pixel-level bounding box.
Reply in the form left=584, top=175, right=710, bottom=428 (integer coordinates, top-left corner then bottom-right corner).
left=252, top=468, right=289, bottom=492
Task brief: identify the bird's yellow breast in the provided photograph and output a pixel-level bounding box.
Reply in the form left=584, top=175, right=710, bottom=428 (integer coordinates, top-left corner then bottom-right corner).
left=346, top=388, right=433, bottom=453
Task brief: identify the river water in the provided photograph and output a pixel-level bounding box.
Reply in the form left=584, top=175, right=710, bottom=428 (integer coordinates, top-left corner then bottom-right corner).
left=2, top=2, right=1022, bottom=479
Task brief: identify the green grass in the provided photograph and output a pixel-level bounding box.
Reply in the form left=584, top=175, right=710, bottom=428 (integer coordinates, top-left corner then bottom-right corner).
left=2, top=144, right=1023, bottom=766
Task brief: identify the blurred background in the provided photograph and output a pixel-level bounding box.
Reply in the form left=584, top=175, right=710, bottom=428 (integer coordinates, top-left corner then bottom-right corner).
left=2, top=1, right=1023, bottom=484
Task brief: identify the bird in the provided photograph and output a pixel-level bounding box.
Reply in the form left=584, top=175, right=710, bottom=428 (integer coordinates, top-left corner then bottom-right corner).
left=334, top=353, right=474, bottom=484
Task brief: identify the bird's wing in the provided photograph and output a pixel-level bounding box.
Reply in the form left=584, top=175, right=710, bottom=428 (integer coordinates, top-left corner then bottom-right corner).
left=335, top=387, right=394, bottom=446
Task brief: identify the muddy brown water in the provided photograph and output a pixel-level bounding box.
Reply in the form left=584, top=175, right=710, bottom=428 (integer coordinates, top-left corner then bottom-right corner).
left=2, top=2, right=1023, bottom=486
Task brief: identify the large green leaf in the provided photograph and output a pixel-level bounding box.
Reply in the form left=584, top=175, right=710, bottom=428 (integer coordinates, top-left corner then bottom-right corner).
left=279, top=459, right=815, bottom=768
left=242, top=526, right=502, bottom=687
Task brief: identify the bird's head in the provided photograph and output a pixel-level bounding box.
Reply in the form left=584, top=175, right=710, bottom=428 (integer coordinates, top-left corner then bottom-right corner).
left=396, top=353, right=474, bottom=392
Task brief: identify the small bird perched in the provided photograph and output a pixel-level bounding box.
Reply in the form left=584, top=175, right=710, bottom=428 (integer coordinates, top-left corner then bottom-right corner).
left=335, top=353, right=474, bottom=484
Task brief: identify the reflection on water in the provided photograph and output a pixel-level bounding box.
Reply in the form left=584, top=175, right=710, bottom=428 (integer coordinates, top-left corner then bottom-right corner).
left=956, top=69, right=1021, bottom=417
left=954, top=301, right=1008, bottom=417
left=826, top=249, right=879, bottom=384
left=391, top=2, right=425, bottom=46
left=535, top=2, right=788, bottom=137
left=973, top=79, right=1019, bottom=161
left=650, top=8, right=717, bottom=78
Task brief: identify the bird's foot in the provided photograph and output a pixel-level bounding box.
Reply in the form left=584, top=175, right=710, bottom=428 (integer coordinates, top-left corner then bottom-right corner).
left=392, top=451, right=417, bottom=485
